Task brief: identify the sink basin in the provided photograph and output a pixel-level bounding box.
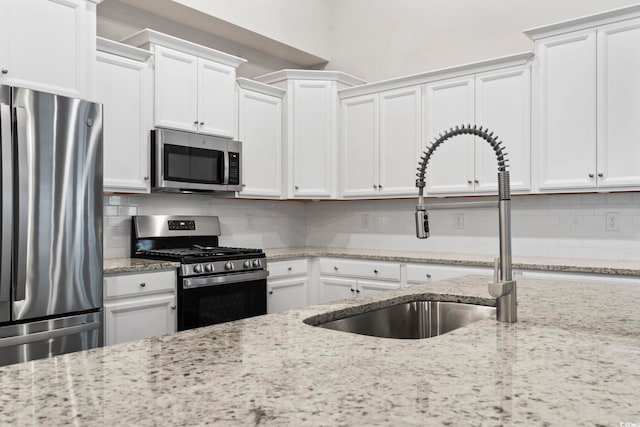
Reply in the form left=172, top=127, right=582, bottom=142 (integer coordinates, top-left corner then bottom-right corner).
left=316, top=301, right=495, bottom=339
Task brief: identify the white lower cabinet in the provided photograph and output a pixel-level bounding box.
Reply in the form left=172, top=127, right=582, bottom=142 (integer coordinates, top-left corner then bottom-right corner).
left=267, top=259, right=308, bottom=313
left=317, top=258, right=401, bottom=304
left=405, top=263, right=492, bottom=286
left=103, top=269, right=177, bottom=346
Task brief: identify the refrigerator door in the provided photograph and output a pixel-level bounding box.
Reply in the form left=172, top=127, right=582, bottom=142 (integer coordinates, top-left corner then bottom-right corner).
left=0, top=87, right=11, bottom=323
left=11, top=88, right=103, bottom=321
left=0, top=312, right=102, bottom=367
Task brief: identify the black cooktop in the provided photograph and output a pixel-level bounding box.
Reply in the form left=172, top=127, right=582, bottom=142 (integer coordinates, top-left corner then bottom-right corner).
left=135, top=246, right=264, bottom=263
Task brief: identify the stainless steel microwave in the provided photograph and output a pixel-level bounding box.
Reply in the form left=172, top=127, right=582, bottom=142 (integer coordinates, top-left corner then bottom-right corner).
left=151, top=128, right=242, bottom=193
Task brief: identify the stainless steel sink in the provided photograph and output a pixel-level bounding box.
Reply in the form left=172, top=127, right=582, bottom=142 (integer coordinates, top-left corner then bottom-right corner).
left=316, top=301, right=495, bottom=339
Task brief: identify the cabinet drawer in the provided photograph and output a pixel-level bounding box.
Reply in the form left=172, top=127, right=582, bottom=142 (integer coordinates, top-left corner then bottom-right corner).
left=268, top=259, right=308, bottom=278
left=104, top=270, right=176, bottom=300
left=319, top=258, right=400, bottom=281
left=406, top=263, right=491, bottom=284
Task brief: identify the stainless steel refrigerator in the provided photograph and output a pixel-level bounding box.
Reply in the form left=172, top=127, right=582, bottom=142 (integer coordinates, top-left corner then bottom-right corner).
left=0, top=86, right=103, bottom=366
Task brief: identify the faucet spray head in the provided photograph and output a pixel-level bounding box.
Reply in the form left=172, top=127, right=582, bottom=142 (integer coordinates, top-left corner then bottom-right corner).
left=415, top=204, right=429, bottom=239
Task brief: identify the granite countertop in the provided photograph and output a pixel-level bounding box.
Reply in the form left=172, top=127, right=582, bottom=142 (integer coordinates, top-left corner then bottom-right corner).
left=1, top=275, right=639, bottom=425
left=104, top=258, right=180, bottom=274
left=265, top=246, right=640, bottom=276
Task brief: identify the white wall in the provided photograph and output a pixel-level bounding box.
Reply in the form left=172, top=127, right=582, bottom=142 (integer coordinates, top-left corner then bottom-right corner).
left=326, top=0, right=640, bottom=81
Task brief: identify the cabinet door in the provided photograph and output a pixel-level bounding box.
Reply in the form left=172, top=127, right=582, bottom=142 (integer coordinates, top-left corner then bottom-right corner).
left=357, top=279, right=400, bottom=297
left=597, top=19, right=640, bottom=188
left=96, top=51, right=152, bottom=193
left=267, top=277, right=307, bottom=313
left=197, top=58, right=236, bottom=137
left=424, top=78, right=475, bottom=194
left=103, top=293, right=176, bottom=346
left=379, top=86, right=422, bottom=196
left=237, top=88, right=283, bottom=198
left=318, top=277, right=356, bottom=304
left=475, top=67, right=531, bottom=192
left=0, top=0, right=94, bottom=98
left=536, top=30, right=597, bottom=190
left=290, top=80, right=335, bottom=198
left=340, top=94, right=379, bottom=198
left=154, top=45, right=198, bottom=132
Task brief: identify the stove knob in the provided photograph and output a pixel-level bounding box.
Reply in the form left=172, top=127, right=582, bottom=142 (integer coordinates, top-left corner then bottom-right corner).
left=205, top=264, right=214, bottom=272
left=193, top=264, right=203, bottom=273
left=243, top=260, right=252, bottom=268
left=224, top=262, right=234, bottom=271
left=252, top=259, right=261, bottom=267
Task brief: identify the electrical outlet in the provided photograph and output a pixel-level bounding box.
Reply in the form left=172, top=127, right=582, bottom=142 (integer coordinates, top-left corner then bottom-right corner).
left=361, top=213, right=370, bottom=229
left=246, top=214, right=254, bottom=230
left=605, top=212, right=619, bottom=232
left=454, top=213, right=464, bottom=230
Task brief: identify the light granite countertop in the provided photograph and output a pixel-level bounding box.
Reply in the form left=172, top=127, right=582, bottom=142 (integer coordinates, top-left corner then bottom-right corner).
left=103, top=258, right=180, bottom=274
left=1, top=275, right=639, bottom=426
left=265, top=246, right=640, bottom=276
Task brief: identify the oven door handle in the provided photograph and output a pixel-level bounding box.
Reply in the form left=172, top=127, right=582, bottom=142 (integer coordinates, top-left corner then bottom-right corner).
left=182, top=270, right=269, bottom=289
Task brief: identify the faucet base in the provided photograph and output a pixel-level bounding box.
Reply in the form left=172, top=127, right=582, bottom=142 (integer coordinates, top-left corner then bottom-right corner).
left=496, top=285, right=517, bottom=323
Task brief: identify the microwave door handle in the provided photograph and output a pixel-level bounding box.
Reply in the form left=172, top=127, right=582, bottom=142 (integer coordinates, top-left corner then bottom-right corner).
left=223, top=151, right=230, bottom=185
left=14, top=106, right=28, bottom=301
left=0, top=103, right=12, bottom=302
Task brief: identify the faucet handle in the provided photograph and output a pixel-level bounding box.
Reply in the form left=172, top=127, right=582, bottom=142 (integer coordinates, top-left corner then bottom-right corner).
left=488, top=280, right=515, bottom=298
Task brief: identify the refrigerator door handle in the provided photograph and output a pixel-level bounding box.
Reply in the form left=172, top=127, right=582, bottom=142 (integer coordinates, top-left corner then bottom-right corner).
left=14, top=106, right=28, bottom=301
left=0, top=103, right=12, bottom=303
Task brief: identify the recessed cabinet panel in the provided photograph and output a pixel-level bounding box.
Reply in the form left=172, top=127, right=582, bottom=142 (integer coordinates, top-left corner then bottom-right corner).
left=379, top=86, right=422, bottom=196
left=424, top=78, right=475, bottom=194
left=597, top=19, right=640, bottom=188
left=97, top=51, right=152, bottom=193
left=267, top=277, right=307, bottom=314
left=104, top=294, right=176, bottom=346
left=537, top=31, right=597, bottom=190
left=198, top=59, right=235, bottom=138
left=475, top=68, right=531, bottom=192
left=318, top=277, right=356, bottom=304
left=340, top=94, right=379, bottom=197
left=154, top=46, right=199, bottom=132
left=291, top=80, right=334, bottom=197
left=237, top=88, right=283, bottom=198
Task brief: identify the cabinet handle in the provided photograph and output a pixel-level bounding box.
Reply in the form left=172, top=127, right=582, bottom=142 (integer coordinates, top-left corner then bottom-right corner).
left=1, top=69, right=7, bottom=75
left=598, top=173, right=604, bottom=178
left=373, top=269, right=378, bottom=274
left=268, top=290, right=273, bottom=295
left=139, top=283, right=146, bottom=288
left=170, top=305, right=176, bottom=310
left=426, top=273, right=432, bottom=279
left=588, top=173, right=594, bottom=178
left=287, top=267, right=292, bottom=271
left=143, top=176, right=149, bottom=181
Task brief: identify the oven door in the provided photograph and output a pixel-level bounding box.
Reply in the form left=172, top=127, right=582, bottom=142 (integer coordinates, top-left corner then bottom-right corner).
left=178, top=271, right=268, bottom=331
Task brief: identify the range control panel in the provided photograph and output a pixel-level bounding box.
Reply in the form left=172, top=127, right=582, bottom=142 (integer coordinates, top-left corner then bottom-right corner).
left=168, top=220, right=196, bottom=231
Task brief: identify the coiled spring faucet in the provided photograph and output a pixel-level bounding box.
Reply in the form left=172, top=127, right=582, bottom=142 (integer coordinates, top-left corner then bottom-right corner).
left=415, top=124, right=517, bottom=323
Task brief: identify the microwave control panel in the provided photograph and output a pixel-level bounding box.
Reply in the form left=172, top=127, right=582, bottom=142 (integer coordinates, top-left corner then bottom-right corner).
left=228, top=152, right=240, bottom=185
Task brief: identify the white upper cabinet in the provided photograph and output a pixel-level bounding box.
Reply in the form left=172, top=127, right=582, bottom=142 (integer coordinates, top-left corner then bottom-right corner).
left=527, top=6, right=640, bottom=191
left=96, top=38, right=153, bottom=193
left=122, top=29, right=246, bottom=138
left=236, top=78, right=285, bottom=199
left=0, top=0, right=100, bottom=99
left=423, top=59, right=532, bottom=195
left=255, top=70, right=366, bottom=199
left=340, top=86, right=421, bottom=198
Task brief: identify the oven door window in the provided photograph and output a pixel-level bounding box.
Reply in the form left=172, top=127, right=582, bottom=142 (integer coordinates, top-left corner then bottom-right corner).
left=179, top=280, right=266, bottom=331
left=164, top=144, right=225, bottom=184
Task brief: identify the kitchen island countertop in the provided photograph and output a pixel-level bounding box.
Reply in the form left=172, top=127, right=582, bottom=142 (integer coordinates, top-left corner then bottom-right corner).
left=1, top=274, right=639, bottom=426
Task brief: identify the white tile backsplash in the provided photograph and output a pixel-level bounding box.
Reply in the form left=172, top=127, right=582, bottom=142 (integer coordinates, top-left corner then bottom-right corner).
left=104, top=192, right=640, bottom=261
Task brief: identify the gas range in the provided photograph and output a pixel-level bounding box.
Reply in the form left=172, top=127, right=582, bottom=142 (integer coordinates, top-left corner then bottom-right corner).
left=131, top=215, right=268, bottom=331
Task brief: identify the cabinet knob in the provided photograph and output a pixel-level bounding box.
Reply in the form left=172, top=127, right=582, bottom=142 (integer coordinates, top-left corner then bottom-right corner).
left=356, top=289, right=360, bottom=293
left=1, top=69, right=7, bottom=75
left=199, top=122, right=205, bottom=126
left=378, top=185, right=383, bottom=189
left=598, top=173, right=604, bottom=178
left=426, top=273, right=432, bottom=279
left=294, top=186, right=299, bottom=190
left=373, top=269, right=378, bottom=274
left=139, top=283, right=146, bottom=288
left=193, top=120, right=199, bottom=125
left=333, top=266, right=339, bottom=271
left=170, top=305, right=176, bottom=310
left=287, top=267, right=292, bottom=271
left=143, top=176, right=149, bottom=180
left=373, top=184, right=377, bottom=189
left=474, top=179, right=479, bottom=184
left=467, top=180, right=472, bottom=184
left=588, top=173, right=594, bottom=178
left=350, top=288, right=355, bottom=292
left=268, top=290, right=273, bottom=295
